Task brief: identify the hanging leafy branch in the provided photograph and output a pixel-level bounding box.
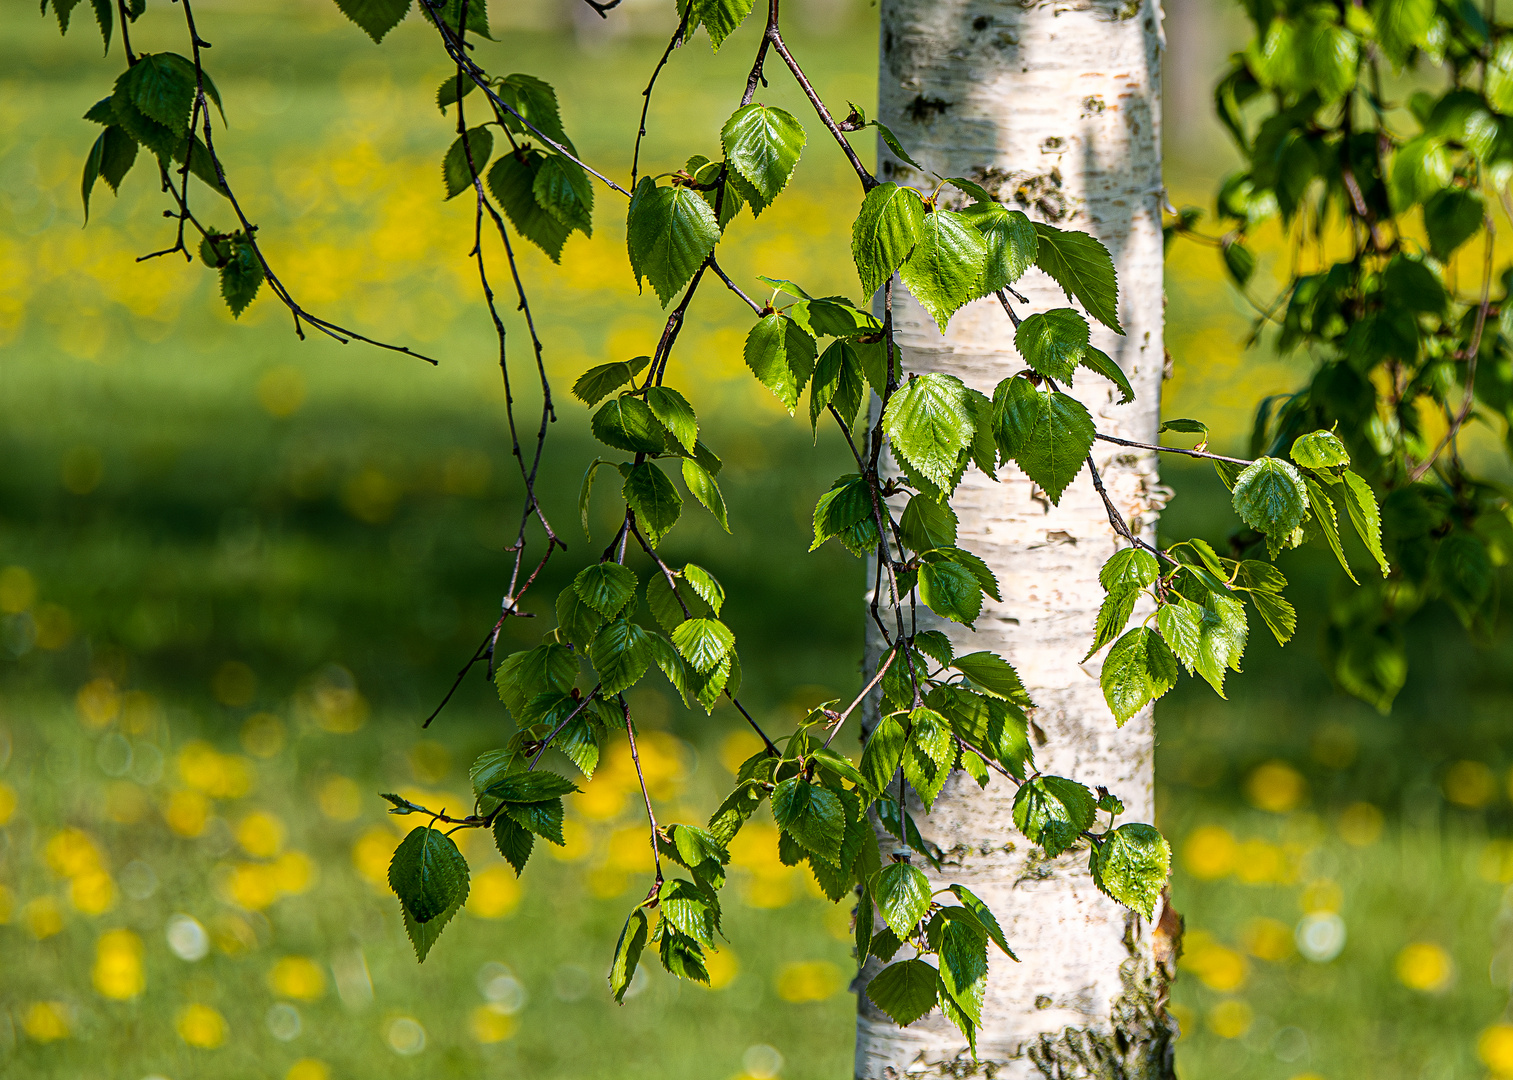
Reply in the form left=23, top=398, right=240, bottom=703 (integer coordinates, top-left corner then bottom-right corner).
left=45, top=0, right=1386, bottom=1052
left=1173, top=0, right=1513, bottom=712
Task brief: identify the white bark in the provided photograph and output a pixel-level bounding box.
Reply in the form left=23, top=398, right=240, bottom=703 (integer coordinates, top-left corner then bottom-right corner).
left=857, top=0, right=1173, bottom=1075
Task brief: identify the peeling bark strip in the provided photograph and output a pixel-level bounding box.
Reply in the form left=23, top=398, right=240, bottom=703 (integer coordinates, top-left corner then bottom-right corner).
left=858, top=0, right=1169, bottom=1075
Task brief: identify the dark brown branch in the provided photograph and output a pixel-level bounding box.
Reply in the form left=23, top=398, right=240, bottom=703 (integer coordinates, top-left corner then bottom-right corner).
left=630, top=10, right=689, bottom=191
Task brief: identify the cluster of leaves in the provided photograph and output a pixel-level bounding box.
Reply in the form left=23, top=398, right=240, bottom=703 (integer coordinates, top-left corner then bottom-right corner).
left=1194, top=0, right=1513, bottom=710
left=51, top=0, right=1388, bottom=1055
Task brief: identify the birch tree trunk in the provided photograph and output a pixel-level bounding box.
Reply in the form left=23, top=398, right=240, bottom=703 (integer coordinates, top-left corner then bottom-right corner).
left=856, top=1, right=1179, bottom=1075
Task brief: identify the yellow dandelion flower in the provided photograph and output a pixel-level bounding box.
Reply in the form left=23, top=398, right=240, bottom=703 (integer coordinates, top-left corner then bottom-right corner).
left=0, top=780, right=16, bottom=826
left=21, top=1001, right=71, bottom=1042
left=69, top=869, right=117, bottom=915
left=1207, top=999, right=1252, bottom=1039
left=467, top=866, right=521, bottom=920
left=469, top=1004, right=517, bottom=1044
left=1478, top=1023, right=1513, bottom=1076
left=45, top=827, right=104, bottom=878
left=164, top=789, right=211, bottom=838
left=1245, top=761, right=1307, bottom=814
left=269, top=956, right=327, bottom=1001
left=226, top=863, right=280, bottom=911
left=272, top=851, right=315, bottom=895
left=93, top=929, right=145, bottom=1000
left=775, top=960, right=841, bottom=1003
left=704, top=947, right=740, bottom=990
left=236, top=811, right=287, bottom=858
left=1182, top=825, right=1236, bottom=880
left=1443, top=760, right=1495, bottom=808
left=575, top=780, right=626, bottom=822
left=318, top=775, right=362, bottom=822
left=76, top=677, right=121, bottom=728
left=1241, top=917, right=1293, bottom=962
left=286, top=1059, right=329, bottom=1080
left=352, top=826, right=397, bottom=889
left=24, top=896, right=64, bottom=939
left=1182, top=940, right=1247, bottom=993
left=176, top=1003, right=228, bottom=1049
left=607, top=827, right=656, bottom=872
left=1395, top=942, right=1454, bottom=993
left=549, top=819, right=592, bottom=862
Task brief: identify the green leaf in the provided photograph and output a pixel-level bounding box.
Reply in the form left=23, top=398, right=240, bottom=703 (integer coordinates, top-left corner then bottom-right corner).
left=866, top=959, right=938, bottom=1027
left=1000, top=387, right=1096, bottom=504
left=494, top=643, right=577, bottom=716
left=936, top=915, right=988, bottom=1025
left=533, top=154, right=594, bottom=236
left=919, top=559, right=982, bottom=626
left=852, top=182, right=925, bottom=299
left=1391, top=135, right=1451, bottom=209
left=626, top=177, right=720, bottom=306
left=389, top=825, right=470, bottom=923
left=572, top=356, right=650, bottom=406
left=659, top=931, right=710, bottom=984
left=1078, top=347, right=1135, bottom=405
left=771, top=778, right=845, bottom=864
left=1100, top=547, right=1158, bottom=592
left=428, top=0, right=491, bottom=37
left=484, top=771, right=579, bottom=803
left=1290, top=430, right=1350, bottom=470
left=1100, top=626, right=1178, bottom=725
left=623, top=461, right=682, bottom=545
left=1015, top=308, right=1089, bottom=382
left=402, top=893, right=461, bottom=963
left=873, top=121, right=922, bottom=170
left=692, top=0, right=754, bottom=49
left=442, top=125, right=493, bottom=199
left=883, top=372, right=975, bottom=491
left=1339, top=471, right=1389, bottom=577
left=436, top=72, right=475, bottom=112
left=1091, top=822, right=1170, bottom=920
left=1085, top=589, right=1138, bottom=660
left=1231, top=457, right=1308, bottom=537
left=903, top=706, right=954, bottom=809
left=670, top=617, right=735, bottom=673
left=658, top=878, right=718, bottom=947
left=951, top=651, right=1029, bottom=705
left=556, top=585, right=605, bottom=650
left=502, top=798, right=566, bottom=846
left=961, top=203, right=1036, bottom=297
left=681, top=564, right=724, bottom=615
left=811, top=477, right=873, bottom=551
left=589, top=619, right=655, bottom=696
left=744, top=312, right=818, bottom=413
left=573, top=563, right=638, bottom=619
left=872, top=861, right=932, bottom=939
left=487, top=151, right=571, bottom=262
left=1160, top=417, right=1208, bottom=438
left=899, top=209, right=988, bottom=332
left=1250, top=589, right=1296, bottom=646
left=646, top=386, right=697, bottom=453
left=809, top=340, right=866, bottom=434
left=861, top=714, right=907, bottom=796
left=555, top=710, right=604, bottom=779
left=1423, top=188, right=1483, bottom=261
left=947, top=885, right=1015, bottom=958
left=609, top=907, right=650, bottom=1002
left=124, top=53, right=196, bottom=135
left=680, top=459, right=730, bottom=532
left=1012, top=776, right=1096, bottom=857
left=900, top=494, right=958, bottom=553
left=496, top=74, right=568, bottom=145
left=579, top=458, right=612, bottom=538
left=1194, top=595, right=1248, bottom=697
left=216, top=236, right=263, bottom=318
left=492, top=815, right=533, bottom=876
left=1032, top=222, right=1122, bottom=332
left=1304, top=476, right=1357, bottom=585
left=721, top=104, right=806, bottom=202
left=591, top=396, right=666, bottom=454
left=1488, top=37, right=1513, bottom=111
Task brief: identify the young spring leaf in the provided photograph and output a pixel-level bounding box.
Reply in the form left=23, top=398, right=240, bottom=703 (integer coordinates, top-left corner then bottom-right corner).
left=1015, top=308, right=1089, bottom=382
left=771, top=778, right=845, bottom=864
left=1090, top=822, right=1171, bottom=920
left=947, top=884, right=1015, bottom=958
left=1100, top=547, right=1159, bottom=592
left=1100, top=626, right=1179, bottom=725
left=680, top=459, right=730, bottom=531
left=872, top=861, right=932, bottom=938
left=402, top=894, right=462, bottom=963
left=1078, top=347, right=1135, bottom=404
left=681, top=564, right=724, bottom=615
left=389, top=825, right=470, bottom=923
left=609, top=907, right=650, bottom=1002
left=961, top=203, right=1036, bottom=297
left=1085, top=588, right=1138, bottom=660
left=1303, top=476, right=1357, bottom=585
left=919, top=559, right=983, bottom=626
left=670, top=617, right=735, bottom=674
left=898, top=209, right=988, bottom=331
left=442, top=125, right=493, bottom=199
left=1011, top=776, right=1096, bottom=857
left=573, top=563, right=638, bottom=619
left=860, top=714, right=907, bottom=796
left=721, top=104, right=806, bottom=202
left=951, top=651, right=1029, bottom=705
left=744, top=312, right=818, bottom=413
left=809, top=339, right=867, bottom=434
left=873, top=120, right=922, bottom=170
left=556, top=584, right=606, bottom=650
left=936, top=914, right=988, bottom=1025
left=899, top=494, right=958, bottom=553
left=573, top=356, right=650, bottom=406
left=533, top=154, right=594, bottom=236
left=483, top=771, right=580, bottom=803
left=216, top=235, right=264, bottom=318
left=1249, top=588, right=1297, bottom=645
left=903, top=706, right=955, bottom=809
left=493, top=815, right=534, bottom=876
left=658, top=878, right=719, bottom=947
left=1290, top=429, right=1350, bottom=470
left=996, top=385, right=1096, bottom=504
left=1032, top=222, right=1122, bottom=332
left=623, top=461, right=682, bottom=545
left=1338, top=471, right=1389, bottom=577
left=589, top=619, right=655, bottom=695
left=646, top=386, right=698, bottom=453
left=883, top=372, right=975, bottom=492
left=626, top=177, right=721, bottom=305
left=866, top=959, right=939, bottom=1027
left=692, top=0, right=755, bottom=49
left=591, top=396, right=666, bottom=454
left=494, top=642, right=578, bottom=715
left=1231, top=457, right=1309, bottom=538
left=501, top=798, right=567, bottom=846
left=496, top=73, right=569, bottom=145
left=488, top=150, right=572, bottom=262
left=852, top=182, right=925, bottom=299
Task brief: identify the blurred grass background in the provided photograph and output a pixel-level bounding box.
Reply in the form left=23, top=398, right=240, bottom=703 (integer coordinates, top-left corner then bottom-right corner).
left=2, top=1, right=1513, bottom=1078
